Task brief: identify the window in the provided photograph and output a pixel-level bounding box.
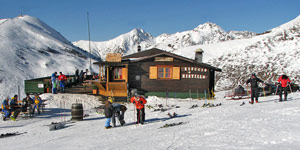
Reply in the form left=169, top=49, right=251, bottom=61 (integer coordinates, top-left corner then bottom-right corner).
left=158, top=66, right=172, bottom=79
left=114, top=68, right=123, bottom=80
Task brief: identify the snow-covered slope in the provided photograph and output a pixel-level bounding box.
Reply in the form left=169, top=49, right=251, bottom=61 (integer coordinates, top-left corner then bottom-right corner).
left=0, top=15, right=100, bottom=99
left=2, top=92, right=300, bottom=149
left=73, top=23, right=255, bottom=60
left=176, top=15, right=300, bottom=90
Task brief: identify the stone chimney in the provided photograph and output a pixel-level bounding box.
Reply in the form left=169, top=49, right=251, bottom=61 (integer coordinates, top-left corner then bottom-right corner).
left=137, top=45, right=141, bottom=52
left=195, top=48, right=204, bottom=63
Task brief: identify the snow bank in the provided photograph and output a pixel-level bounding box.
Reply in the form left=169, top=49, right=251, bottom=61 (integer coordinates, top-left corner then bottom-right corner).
left=2, top=92, right=300, bottom=150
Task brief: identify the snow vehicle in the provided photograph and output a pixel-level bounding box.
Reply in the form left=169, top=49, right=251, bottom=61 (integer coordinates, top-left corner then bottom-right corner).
left=258, top=83, right=277, bottom=96
left=289, top=83, right=299, bottom=92
left=224, top=85, right=249, bottom=100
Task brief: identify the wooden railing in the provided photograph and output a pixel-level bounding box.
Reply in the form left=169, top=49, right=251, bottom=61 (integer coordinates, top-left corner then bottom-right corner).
left=96, top=82, right=127, bottom=97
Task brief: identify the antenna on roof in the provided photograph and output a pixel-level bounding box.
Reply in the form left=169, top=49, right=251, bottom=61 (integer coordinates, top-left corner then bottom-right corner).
left=87, top=12, right=92, bottom=75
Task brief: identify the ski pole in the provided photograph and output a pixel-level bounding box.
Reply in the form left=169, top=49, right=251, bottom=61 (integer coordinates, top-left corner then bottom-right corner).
left=133, top=102, right=136, bottom=124
left=275, top=84, right=279, bottom=95
left=288, top=84, right=293, bottom=93
left=263, top=85, right=266, bottom=97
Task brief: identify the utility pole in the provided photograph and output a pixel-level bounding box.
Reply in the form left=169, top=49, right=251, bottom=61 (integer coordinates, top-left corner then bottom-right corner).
left=87, top=12, right=92, bottom=75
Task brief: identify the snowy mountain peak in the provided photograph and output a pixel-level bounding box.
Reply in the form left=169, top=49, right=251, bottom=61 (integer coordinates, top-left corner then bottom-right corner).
left=271, top=15, right=300, bottom=33
left=194, top=22, right=224, bottom=32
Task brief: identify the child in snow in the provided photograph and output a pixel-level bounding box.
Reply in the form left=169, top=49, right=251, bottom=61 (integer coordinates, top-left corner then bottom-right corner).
left=277, top=74, right=291, bottom=101
left=32, top=94, right=42, bottom=115
left=104, top=98, right=114, bottom=129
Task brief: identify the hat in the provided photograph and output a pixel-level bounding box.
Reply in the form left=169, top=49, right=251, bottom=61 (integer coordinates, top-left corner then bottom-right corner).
left=251, top=73, right=256, bottom=76
left=108, top=97, right=113, bottom=103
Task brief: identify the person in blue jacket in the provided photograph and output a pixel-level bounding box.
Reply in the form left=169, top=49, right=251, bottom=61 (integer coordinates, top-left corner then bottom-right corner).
left=10, top=95, right=18, bottom=110
left=51, top=72, right=57, bottom=94
left=1, top=97, right=11, bottom=121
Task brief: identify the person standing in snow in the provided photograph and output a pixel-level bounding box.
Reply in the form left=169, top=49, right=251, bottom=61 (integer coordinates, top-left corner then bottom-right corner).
left=246, top=73, right=264, bottom=104
left=1, top=97, right=11, bottom=121
left=277, top=74, right=291, bottom=102
left=130, top=93, right=147, bottom=124
left=58, top=72, right=67, bottom=93
left=75, top=68, right=79, bottom=84
left=51, top=72, right=57, bottom=94
left=104, top=98, right=114, bottom=129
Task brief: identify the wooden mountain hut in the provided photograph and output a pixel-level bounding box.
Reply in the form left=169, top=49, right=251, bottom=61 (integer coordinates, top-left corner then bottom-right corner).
left=93, top=48, right=221, bottom=100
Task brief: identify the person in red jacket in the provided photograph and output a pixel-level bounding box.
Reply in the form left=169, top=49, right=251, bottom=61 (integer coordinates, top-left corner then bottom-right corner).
left=58, top=72, right=67, bottom=93
left=277, top=74, right=291, bottom=101
left=130, top=93, right=147, bottom=124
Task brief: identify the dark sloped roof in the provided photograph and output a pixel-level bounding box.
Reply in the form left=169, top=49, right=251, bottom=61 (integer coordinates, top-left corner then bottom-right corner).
left=122, top=48, right=222, bottom=71
left=122, top=48, right=164, bottom=59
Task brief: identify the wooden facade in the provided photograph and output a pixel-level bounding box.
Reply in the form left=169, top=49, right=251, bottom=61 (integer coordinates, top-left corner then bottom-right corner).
left=93, top=48, right=221, bottom=99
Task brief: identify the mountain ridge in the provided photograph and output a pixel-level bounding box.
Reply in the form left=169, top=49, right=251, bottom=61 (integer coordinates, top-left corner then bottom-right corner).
left=0, top=15, right=100, bottom=99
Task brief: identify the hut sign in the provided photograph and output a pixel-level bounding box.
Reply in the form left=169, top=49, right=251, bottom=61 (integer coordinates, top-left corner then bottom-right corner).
left=181, top=67, right=207, bottom=79
left=182, top=74, right=207, bottom=79
left=182, top=67, right=207, bottom=73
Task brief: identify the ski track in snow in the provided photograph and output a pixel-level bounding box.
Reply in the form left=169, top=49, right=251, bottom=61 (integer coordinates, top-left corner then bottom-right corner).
left=1, top=92, right=300, bottom=150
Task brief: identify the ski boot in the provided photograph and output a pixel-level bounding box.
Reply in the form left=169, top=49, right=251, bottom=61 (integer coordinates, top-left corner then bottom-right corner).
left=10, top=116, right=16, bottom=121
left=255, top=100, right=259, bottom=103
left=249, top=101, right=254, bottom=104
left=120, top=120, right=126, bottom=126
left=105, top=126, right=112, bottom=129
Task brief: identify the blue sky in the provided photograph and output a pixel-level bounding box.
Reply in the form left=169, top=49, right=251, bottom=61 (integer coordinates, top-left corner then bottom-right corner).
left=0, top=0, right=299, bottom=42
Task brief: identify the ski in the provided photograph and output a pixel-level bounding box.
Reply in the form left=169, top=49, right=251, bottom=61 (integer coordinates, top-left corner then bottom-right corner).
left=0, top=132, right=27, bottom=138
left=240, top=102, right=245, bottom=106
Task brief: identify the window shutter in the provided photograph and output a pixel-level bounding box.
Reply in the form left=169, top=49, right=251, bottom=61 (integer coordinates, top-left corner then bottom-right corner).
left=172, top=67, right=180, bottom=80
left=122, top=68, right=128, bottom=82
left=149, top=66, right=157, bottom=79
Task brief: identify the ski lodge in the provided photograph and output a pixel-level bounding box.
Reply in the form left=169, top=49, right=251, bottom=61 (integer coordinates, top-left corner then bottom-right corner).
left=92, top=48, right=221, bottom=100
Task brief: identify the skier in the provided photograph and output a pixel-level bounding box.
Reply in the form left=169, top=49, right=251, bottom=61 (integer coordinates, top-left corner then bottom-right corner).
left=112, top=103, right=127, bottom=127
left=104, top=98, right=113, bottom=129
left=32, top=94, right=42, bottom=115
left=1, top=97, right=11, bottom=121
left=246, top=73, right=264, bottom=104
left=58, top=72, right=67, bottom=93
left=130, top=93, right=147, bottom=124
left=277, top=74, right=291, bottom=102
left=51, top=72, right=57, bottom=94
